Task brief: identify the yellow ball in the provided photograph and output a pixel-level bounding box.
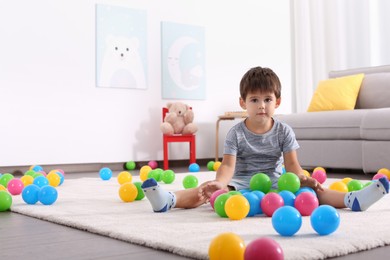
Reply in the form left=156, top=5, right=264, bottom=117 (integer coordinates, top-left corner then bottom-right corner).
left=117, top=171, right=132, bottom=185
left=209, top=232, right=245, bottom=260
left=377, top=168, right=390, bottom=180
left=213, top=161, right=222, bottom=171
left=313, top=166, right=326, bottom=173
left=47, top=172, right=61, bottom=187
left=302, top=170, right=311, bottom=177
left=119, top=182, right=138, bottom=202
left=225, top=195, right=250, bottom=220
left=0, top=185, right=6, bottom=191
left=139, top=166, right=152, bottom=181
left=20, top=175, right=34, bottom=187
left=341, top=177, right=353, bottom=185
left=328, top=181, right=348, bottom=192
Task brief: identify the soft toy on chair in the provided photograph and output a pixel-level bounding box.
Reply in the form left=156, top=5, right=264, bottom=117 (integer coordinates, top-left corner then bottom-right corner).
left=161, top=102, right=198, bottom=135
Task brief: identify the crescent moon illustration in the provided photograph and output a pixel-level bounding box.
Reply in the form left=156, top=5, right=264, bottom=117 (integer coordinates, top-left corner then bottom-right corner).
left=167, top=36, right=200, bottom=90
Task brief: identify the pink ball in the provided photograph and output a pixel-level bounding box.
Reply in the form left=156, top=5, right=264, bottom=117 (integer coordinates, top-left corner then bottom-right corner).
left=294, top=192, right=319, bottom=216
left=7, top=178, right=24, bottom=195
left=261, top=192, right=284, bottom=217
left=56, top=169, right=65, bottom=176
left=148, top=160, right=158, bottom=169
left=209, top=189, right=227, bottom=209
left=312, top=170, right=327, bottom=184
left=244, top=237, right=284, bottom=260
left=373, top=173, right=387, bottom=180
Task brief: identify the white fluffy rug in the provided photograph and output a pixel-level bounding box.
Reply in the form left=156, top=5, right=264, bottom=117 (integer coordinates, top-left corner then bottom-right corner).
left=10, top=172, right=390, bottom=260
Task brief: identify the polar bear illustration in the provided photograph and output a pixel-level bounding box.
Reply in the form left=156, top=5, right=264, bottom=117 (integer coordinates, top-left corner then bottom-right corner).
left=98, top=35, right=146, bottom=89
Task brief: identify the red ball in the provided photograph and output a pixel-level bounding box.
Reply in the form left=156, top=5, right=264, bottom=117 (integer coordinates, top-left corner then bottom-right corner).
left=294, top=192, right=319, bottom=216
left=261, top=192, right=284, bottom=217
left=244, top=237, right=284, bottom=260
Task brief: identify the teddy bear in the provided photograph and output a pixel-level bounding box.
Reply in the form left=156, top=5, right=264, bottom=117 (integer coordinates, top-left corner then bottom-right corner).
left=160, top=102, right=198, bottom=135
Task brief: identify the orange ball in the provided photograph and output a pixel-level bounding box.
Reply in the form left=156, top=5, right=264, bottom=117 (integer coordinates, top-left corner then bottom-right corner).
left=47, top=172, right=61, bottom=187
left=213, top=161, right=222, bottom=171
left=209, top=232, right=245, bottom=260
left=225, top=195, right=250, bottom=220
left=328, top=181, right=348, bottom=192
left=377, top=168, right=390, bottom=180
left=117, top=171, right=132, bottom=185
left=119, top=182, right=138, bottom=202
left=341, top=177, right=353, bottom=185
left=20, top=175, right=34, bottom=187
left=302, top=170, right=311, bottom=177
left=313, top=166, right=326, bottom=174
left=139, top=166, right=152, bottom=181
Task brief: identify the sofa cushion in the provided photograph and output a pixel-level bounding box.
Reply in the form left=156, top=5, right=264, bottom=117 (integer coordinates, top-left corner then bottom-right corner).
left=355, top=73, right=390, bottom=109
left=276, top=109, right=369, bottom=140
left=361, top=108, right=390, bottom=140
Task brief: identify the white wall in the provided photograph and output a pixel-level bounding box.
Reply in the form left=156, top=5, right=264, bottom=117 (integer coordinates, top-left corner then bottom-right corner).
left=0, top=0, right=292, bottom=166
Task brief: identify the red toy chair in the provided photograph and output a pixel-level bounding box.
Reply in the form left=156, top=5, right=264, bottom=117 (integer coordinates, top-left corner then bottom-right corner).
left=162, top=107, right=196, bottom=170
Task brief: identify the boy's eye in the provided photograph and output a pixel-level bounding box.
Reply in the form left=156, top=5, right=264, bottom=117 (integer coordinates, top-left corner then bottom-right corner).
left=265, top=98, right=272, bottom=103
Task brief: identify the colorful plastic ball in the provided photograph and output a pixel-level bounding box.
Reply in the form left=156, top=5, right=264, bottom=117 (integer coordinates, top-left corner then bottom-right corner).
left=302, top=169, right=311, bottom=177
left=139, top=165, right=152, bottom=182
left=161, top=170, right=175, bottom=184
left=125, top=161, right=136, bottom=170
left=56, top=172, right=65, bottom=186
left=225, top=195, right=250, bottom=220
left=328, top=181, right=348, bottom=192
left=20, top=175, right=34, bottom=187
left=147, top=160, right=158, bottom=169
left=373, top=173, right=388, bottom=180
left=117, top=171, right=133, bottom=185
left=22, top=184, right=41, bottom=205
left=229, top=191, right=242, bottom=196
left=294, top=192, right=319, bottom=216
left=33, top=176, right=49, bottom=188
left=182, top=175, right=198, bottom=189
left=31, top=165, right=44, bottom=172
left=7, top=178, right=24, bottom=196
left=261, top=192, right=284, bottom=217
left=347, top=179, right=363, bottom=191
left=152, top=168, right=163, bottom=181
left=39, top=186, right=58, bottom=205
left=243, top=192, right=261, bottom=217
left=295, top=187, right=316, bottom=196
left=207, top=161, right=215, bottom=171
left=278, top=190, right=296, bottom=207
left=312, top=170, right=327, bottom=184
left=0, top=190, right=12, bottom=211
left=133, top=182, right=145, bottom=200
left=208, top=232, right=245, bottom=260
left=239, top=189, right=251, bottom=194
left=0, top=173, right=14, bottom=188
left=119, top=182, right=138, bottom=202
left=213, top=161, right=222, bottom=171
left=341, top=177, right=353, bottom=185
left=310, top=205, right=340, bottom=235
left=47, top=172, right=61, bottom=187
left=210, top=189, right=227, bottom=209
left=277, top=172, right=300, bottom=193
left=244, top=237, right=284, bottom=260
left=214, top=193, right=231, bottom=218
left=251, top=190, right=265, bottom=214
left=188, top=163, right=200, bottom=172
left=272, top=206, right=302, bottom=236
left=99, top=167, right=112, bottom=181
left=313, top=166, right=326, bottom=173
left=377, top=168, right=390, bottom=180
left=250, top=173, right=272, bottom=193
left=24, top=170, right=36, bottom=177
left=0, top=185, right=6, bottom=191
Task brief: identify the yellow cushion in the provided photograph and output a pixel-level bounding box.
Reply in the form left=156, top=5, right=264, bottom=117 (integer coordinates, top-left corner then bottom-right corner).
left=307, top=73, right=365, bottom=112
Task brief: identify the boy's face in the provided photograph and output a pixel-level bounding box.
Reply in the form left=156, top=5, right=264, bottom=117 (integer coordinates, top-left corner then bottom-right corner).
left=240, top=90, right=281, bottom=121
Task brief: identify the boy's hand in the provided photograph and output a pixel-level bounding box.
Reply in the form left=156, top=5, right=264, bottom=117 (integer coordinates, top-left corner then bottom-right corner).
left=198, top=180, right=227, bottom=202
left=298, top=174, right=323, bottom=192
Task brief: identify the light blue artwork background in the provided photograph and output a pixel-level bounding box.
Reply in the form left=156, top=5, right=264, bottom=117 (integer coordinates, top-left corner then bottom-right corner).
left=161, top=22, right=206, bottom=99
left=96, top=4, right=147, bottom=89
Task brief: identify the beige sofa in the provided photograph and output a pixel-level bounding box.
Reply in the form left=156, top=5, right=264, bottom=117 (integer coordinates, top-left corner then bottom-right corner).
left=277, top=65, right=390, bottom=174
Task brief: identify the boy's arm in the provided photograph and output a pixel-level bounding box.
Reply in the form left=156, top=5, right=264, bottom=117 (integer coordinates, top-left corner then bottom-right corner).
left=215, top=154, right=236, bottom=186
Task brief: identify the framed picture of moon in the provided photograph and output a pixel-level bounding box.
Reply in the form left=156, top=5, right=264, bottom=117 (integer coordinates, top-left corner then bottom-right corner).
left=96, top=4, right=147, bottom=89
left=161, top=21, right=206, bottom=100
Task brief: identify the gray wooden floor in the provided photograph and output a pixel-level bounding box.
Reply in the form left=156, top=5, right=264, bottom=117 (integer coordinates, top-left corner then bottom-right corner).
left=1, top=167, right=389, bottom=260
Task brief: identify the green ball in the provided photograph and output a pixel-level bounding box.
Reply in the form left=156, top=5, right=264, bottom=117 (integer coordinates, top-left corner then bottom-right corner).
left=125, top=161, right=136, bottom=170
left=182, top=175, right=198, bottom=189
left=161, top=170, right=175, bottom=184
left=277, top=172, right=301, bottom=193
left=228, top=191, right=242, bottom=196
left=347, top=180, right=363, bottom=191
left=207, top=161, right=215, bottom=171
left=0, top=191, right=12, bottom=212
left=133, top=182, right=145, bottom=200
left=249, top=173, right=272, bottom=193
left=24, top=170, right=36, bottom=176
left=0, top=173, right=14, bottom=188
left=214, top=193, right=231, bottom=218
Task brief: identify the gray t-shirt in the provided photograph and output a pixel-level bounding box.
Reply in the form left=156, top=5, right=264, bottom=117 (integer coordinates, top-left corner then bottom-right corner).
left=224, top=118, right=299, bottom=190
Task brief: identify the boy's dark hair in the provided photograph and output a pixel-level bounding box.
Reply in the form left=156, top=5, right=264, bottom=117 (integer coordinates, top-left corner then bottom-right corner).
left=239, top=66, right=281, bottom=100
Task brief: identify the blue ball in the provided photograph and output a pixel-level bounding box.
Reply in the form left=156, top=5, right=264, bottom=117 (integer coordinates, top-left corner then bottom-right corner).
left=33, top=176, right=49, bottom=188
left=295, top=187, right=316, bottom=196
left=22, top=184, right=41, bottom=205
left=243, top=192, right=261, bottom=217
left=32, top=165, right=43, bottom=172
left=310, top=205, right=340, bottom=235
left=39, top=186, right=58, bottom=205
left=239, top=189, right=251, bottom=195
left=188, top=163, right=200, bottom=172
left=278, top=190, right=296, bottom=207
left=99, top=167, right=112, bottom=180
left=272, top=206, right=302, bottom=236
left=251, top=190, right=265, bottom=214
left=56, top=172, right=65, bottom=185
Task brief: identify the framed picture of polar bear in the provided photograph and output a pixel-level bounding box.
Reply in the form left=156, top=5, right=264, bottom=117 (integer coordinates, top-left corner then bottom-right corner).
left=161, top=22, right=206, bottom=100
left=96, top=4, right=147, bottom=89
